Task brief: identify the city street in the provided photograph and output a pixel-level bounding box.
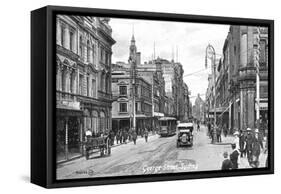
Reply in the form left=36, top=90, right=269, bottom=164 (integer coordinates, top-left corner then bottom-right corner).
left=56, top=125, right=267, bottom=179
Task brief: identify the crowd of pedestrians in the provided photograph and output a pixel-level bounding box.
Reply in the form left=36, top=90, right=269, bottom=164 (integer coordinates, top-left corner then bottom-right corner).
left=221, top=127, right=267, bottom=170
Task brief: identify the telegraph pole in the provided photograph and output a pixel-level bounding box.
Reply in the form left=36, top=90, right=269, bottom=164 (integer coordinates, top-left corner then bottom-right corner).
left=255, top=27, right=261, bottom=129
left=205, top=44, right=217, bottom=143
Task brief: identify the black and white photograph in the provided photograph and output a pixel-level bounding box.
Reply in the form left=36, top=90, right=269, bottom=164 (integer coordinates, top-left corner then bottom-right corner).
left=55, top=15, right=269, bottom=180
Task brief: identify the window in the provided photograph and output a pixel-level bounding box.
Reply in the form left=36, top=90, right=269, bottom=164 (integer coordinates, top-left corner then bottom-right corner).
left=119, top=103, right=127, bottom=113
left=70, top=31, right=74, bottom=51
left=135, top=102, right=138, bottom=112
left=260, top=40, right=266, bottom=67
left=119, top=86, right=127, bottom=95
left=92, top=79, right=96, bottom=97
left=79, top=36, right=83, bottom=58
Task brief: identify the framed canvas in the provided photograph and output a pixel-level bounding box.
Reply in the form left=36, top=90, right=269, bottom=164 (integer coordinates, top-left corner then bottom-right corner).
left=31, top=5, right=274, bottom=188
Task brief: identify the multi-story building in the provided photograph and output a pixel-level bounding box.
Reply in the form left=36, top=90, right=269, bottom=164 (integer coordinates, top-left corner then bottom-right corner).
left=227, top=26, right=268, bottom=132
left=56, top=15, right=115, bottom=162
left=111, top=64, right=153, bottom=134
left=206, top=25, right=268, bottom=134
left=161, top=59, right=191, bottom=121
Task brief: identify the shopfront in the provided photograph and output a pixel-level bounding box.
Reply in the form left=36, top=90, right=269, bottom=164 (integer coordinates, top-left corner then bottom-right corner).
left=56, top=109, right=83, bottom=163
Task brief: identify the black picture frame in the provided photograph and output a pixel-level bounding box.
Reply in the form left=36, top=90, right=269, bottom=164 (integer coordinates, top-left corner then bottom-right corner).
left=31, top=5, right=274, bottom=188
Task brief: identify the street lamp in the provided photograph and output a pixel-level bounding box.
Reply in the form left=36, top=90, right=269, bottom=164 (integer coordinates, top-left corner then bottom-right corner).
left=205, top=44, right=218, bottom=143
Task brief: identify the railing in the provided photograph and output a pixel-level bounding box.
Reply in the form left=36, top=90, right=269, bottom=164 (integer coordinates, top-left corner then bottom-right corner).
left=98, top=90, right=112, bottom=100
left=56, top=90, right=77, bottom=102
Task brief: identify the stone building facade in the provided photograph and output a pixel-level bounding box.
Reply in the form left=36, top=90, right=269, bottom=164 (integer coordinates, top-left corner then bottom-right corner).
left=56, top=15, right=115, bottom=162
left=205, top=25, right=268, bottom=134
left=111, top=64, right=153, bottom=134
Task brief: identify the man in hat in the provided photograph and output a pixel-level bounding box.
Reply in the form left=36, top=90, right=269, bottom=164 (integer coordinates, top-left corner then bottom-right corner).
left=239, top=129, right=246, bottom=158
left=132, top=129, right=137, bottom=145
left=245, top=128, right=254, bottom=164
left=233, top=130, right=240, bottom=150
left=230, top=143, right=240, bottom=169
left=251, top=128, right=264, bottom=168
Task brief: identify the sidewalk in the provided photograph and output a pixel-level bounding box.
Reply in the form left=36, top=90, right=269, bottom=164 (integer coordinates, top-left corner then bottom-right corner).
left=58, top=133, right=159, bottom=165
left=213, top=134, right=268, bottom=169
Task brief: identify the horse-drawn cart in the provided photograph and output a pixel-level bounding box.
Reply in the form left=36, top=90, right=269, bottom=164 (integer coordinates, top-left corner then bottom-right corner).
left=84, top=136, right=111, bottom=160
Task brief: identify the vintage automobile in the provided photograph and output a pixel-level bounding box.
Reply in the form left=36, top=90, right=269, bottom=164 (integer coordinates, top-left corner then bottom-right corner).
left=176, top=122, right=194, bottom=147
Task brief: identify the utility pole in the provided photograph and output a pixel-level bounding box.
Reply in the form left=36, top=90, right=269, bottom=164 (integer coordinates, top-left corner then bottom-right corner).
left=255, top=27, right=261, bottom=129
left=205, top=44, right=217, bottom=143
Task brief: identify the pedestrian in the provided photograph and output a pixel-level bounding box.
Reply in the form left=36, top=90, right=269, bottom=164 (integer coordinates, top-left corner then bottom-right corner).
left=233, top=130, right=240, bottom=150
left=132, top=130, right=137, bottom=145
left=221, top=151, right=233, bottom=170
left=109, top=130, right=115, bottom=146
left=85, top=128, right=92, bottom=140
left=207, top=121, right=211, bottom=138
left=197, top=120, right=200, bottom=132
left=144, top=128, right=149, bottom=143
left=230, top=143, right=240, bottom=169
left=217, top=127, right=222, bottom=143
left=251, top=129, right=263, bottom=168
left=245, top=128, right=254, bottom=165
left=116, top=130, right=120, bottom=144
left=239, top=130, right=246, bottom=158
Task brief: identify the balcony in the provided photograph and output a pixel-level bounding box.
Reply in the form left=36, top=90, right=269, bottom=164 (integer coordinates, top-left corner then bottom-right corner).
left=98, top=90, right=112, bottom=101
left=56, top=91, right=80, bottom=110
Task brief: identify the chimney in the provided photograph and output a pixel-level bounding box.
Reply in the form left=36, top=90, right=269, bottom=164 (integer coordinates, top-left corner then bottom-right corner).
left=136, top=52, right=141, bottom=65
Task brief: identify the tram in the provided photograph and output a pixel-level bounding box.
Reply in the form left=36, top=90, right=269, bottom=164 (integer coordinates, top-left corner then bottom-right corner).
left=159, top=117, right=177, bottom=137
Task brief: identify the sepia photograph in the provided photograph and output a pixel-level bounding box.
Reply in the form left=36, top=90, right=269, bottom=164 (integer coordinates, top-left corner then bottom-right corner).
left=55, top=15, right=269, bottom=180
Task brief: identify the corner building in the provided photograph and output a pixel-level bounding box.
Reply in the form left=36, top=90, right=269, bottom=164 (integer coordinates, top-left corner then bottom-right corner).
left=56, top=15, right=115, bottom=162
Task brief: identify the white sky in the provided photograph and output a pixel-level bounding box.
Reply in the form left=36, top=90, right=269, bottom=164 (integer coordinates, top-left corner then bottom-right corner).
left=109, top=18, right=230, bottom=104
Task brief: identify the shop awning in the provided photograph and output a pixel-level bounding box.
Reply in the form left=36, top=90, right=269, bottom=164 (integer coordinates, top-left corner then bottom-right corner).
left=208, top=106, right=229, bottom=115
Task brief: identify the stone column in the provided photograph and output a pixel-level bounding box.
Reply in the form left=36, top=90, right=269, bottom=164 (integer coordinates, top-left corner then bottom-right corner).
left=240, top=32, right=247, bottom=68
left=64, top=27, right=70, bottom=50
left=83, top=72, right=87, bottom=96
left=56, top=64, right=62, bottom=91
left=66, top=68, right=71, bottom=93
left=89, top=48, right=93, bottom=64
left=247, top=89, right=255, bottom=129
left=76, top=69, right=80, bottom=94
left=65, top=117, right=69, bottom=160
left=83, top=44, right=87, bottom=64
left=240, top=88, right=248, bottom=130
left=229, top=101, right=232, bottom=131
left=233, top=94, right=239, bottom=130
left=56, top=20, right=62, bottom=46
left=73, top=32, right=77, bottom=54
left=72, top=70, right=77, bottom=94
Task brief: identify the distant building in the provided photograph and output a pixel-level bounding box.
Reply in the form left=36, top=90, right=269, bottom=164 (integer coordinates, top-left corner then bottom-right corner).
left=192, top=94, right=205, bottom=122
left=111, top=66, right=152, bottom=134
